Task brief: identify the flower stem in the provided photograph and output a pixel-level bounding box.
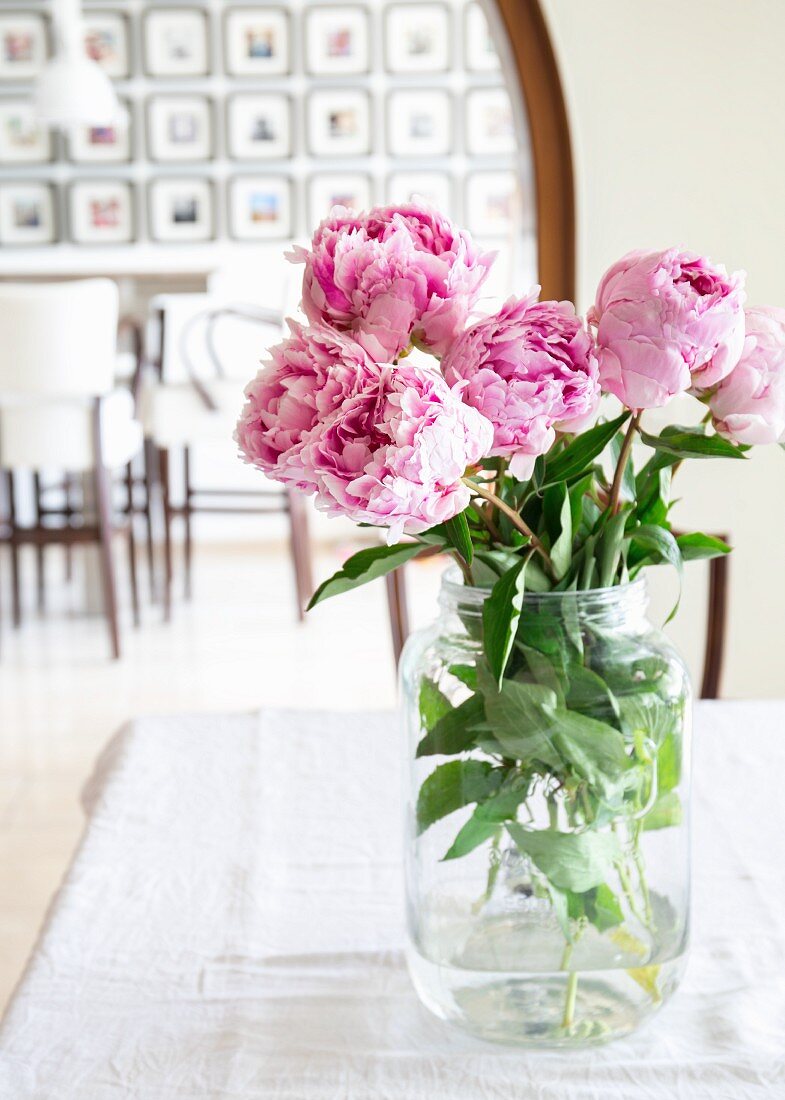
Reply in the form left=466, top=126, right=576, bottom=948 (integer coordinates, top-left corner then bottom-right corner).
left=608, top=411, right=642, bottom=515
left=559, top=941, right=579, bottom=1031
left=462, top=477, right=555, bottom=577
left=452, top=550, right=475, bottom=587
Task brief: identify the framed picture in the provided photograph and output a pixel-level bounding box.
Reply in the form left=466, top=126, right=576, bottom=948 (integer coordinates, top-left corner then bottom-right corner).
left=69, top=180, right=134, bottom=244
left=0, top=13, right=48, bottom=80
left=309, top=173, right=372, bottom=228
left=307, top=89, right=371, bottom=157
left=0, top=101, right=52, bottom=165
left=143, top=8, right=209, bottom=77
left=387, top=90, right=452, bottom=158
left=229, top=176, right=292, bottom=240
left=227, top=93, right=291, bottom=161
left=224, top=8, right=289, bottom=76
left=0, top=182, right=56, bottom=246
left=387, top=172, right=452, bottom=215
left=83, top=12, right=130, bottom=79
left=465, top=88, right=516, bottom=156
left=465, top=3, right=500, bottom=72
left=147, top=96, right=212, bottom=163
left=385, top=3, right=450, bottom=74
left=149, top=178, right=214, bottom=242
left=68, top=104, right=132, bottom=164
left=305, top=6, right=370, bottom=76
left=465, top=170, right=519, bottom=236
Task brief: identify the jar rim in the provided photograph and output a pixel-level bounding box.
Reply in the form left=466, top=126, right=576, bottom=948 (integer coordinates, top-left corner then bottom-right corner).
left=439, top=565, right=648, bottom=611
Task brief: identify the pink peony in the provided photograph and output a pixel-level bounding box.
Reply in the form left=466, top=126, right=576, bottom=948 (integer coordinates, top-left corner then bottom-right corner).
left=288, top=202, right=495, bottom=363
left=234, top=320, right=378, bottom=489
left=589, top=248, right=746, bottom=409
left=297, top=361, right=493, bottom=541
left=441, top=291, right=601, bottom=479
left=709, top=305, right=785, bottom=445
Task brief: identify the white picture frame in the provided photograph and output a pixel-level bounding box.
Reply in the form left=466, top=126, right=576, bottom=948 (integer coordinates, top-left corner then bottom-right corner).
left=387, top=89, right=452, bottom=158
left=143, top=8, right=209, bottom=78
left=307, top=89, right=371, bottom=158
left=69, top=180, right=134, bottom=245
left=228, top=175, right=292, bottom=240
left=305, top=6, right=370, bottom=76
left=68, top=105, right=132, bottom=164
left=148, top=178, right=214, bottom=243
left=387, top=171, right=453, bottom=216
left=147, top=96, right=213, bottom=163
left=465, top=170, right=519, bottom=236
left=83, top=11, right=130, bottom=79
left=227, top=93, right=291, bottom=161
left=385, top=3, right=450, bottom=74
left=465, top=87, right=516, bottom=156
left=224, top=7, right=289, bottom=77
left=465, top=3, right=500, bottom=73
left=0, top=13, right=48, bottom=81
left=0, top=182, right=56, bottom=246
left=0, top=100, right=52, bottom=165
left=308, top=173, right=372, bottom=229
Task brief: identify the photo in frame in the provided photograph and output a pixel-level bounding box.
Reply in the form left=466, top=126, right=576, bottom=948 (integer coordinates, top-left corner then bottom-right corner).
left=227, top=93, right=291, bottom=161
left=304, top=6, right=370, bottom=76
left=385, top=3, right=450, bottom=74
left=143, top=8, right=209, bottom=78
left=69, top=104, right=132, bottom=164
left=387, top=171, right=452, bottom=216
left=148, top=178, right=214, bottom=242
left=307, top=89, right=371, bottom=158
left=465, top=169, right=519, bottom=236
left=147, top=96, right=213, bottom=163
left=465, top=87, right=516, bottom=156
left=308, top=173, right=372, bottom=229
left=464, top=2, right=500, bottom=72
left=224, top=8, right=289, bottom=76
left=0, top=12, right=48, bottom=80
left=387, top=89, right=452, bottom=158
left=69, top=179, right=134, bottom=244
left=0, top=182, right=56, bottom=246
left=0, top=100, right=53, bottom=165
left=228, top=175, right=292, bottom=240
left=83, top=11, right=130, bottom=79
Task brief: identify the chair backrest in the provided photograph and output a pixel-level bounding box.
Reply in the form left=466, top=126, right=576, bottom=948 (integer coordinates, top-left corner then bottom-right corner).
left=0, top=279, right=119, bottom=399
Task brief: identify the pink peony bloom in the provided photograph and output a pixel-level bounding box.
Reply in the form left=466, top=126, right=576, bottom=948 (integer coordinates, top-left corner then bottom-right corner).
left=288, top=202, right=495, bottom=363
left=589, top=248, right=746, bottom=409
left=709, top=305, right=785, bottom=445
left=441, top=291, right=601, bottom=479
left=298, top=361, right=493, bottom=542
left=234, top=320, right=378, bottom=489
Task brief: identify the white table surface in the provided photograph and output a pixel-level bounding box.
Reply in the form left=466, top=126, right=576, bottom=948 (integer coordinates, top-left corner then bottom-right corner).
left=1, top=702, right=784, bottom=1099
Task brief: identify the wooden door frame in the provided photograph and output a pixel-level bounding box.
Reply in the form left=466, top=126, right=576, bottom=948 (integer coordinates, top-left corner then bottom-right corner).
left=492, top=0, right=575, bottom=302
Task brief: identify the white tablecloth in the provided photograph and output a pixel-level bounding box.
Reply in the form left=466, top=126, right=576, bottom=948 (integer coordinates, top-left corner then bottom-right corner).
left=1, top=702, right=784, bottom=1099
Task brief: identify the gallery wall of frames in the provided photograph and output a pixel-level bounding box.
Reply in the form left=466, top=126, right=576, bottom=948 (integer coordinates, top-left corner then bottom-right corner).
left=0, top=0, right=532, bottom=264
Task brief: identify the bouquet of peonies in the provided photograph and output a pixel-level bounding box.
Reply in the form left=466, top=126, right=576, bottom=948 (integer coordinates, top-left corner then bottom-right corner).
left=236, top=204, right=784, bottom=1038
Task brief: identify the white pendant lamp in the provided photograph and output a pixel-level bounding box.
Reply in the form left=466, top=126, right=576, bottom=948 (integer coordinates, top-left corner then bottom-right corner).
left=34, top=0, right=122, bottom=128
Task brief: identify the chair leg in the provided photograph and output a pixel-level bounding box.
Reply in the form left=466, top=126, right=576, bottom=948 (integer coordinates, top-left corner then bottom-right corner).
left=64, top=474, right=75, bottom=583
left=92, top=401, right=120, bottom=660
left=286, top=490, right=313, bottom=622
left=143, top=439, right=157, bottom=601
left=126, top=462, right=140, bottom=628
left=386, top=566, right=410, bottom=667
left=32, top=472, right=45, bottom=613
left=183, top=446, right=193, bottom=601
left=159, top=447, right=173, bottom=623
left=5, top=471, right=21, bottom=628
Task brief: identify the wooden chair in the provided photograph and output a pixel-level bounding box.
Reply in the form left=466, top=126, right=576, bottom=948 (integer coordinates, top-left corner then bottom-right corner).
left=0, top=280, right=144, bottom=659
left=385, top=540, right=730, bottom=700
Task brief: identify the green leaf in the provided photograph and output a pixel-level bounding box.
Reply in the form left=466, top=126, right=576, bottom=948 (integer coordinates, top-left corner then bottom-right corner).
left=443, top=511, right=473, bottom=566
left=416, top=760, right=503, bottom=834
left=565, top=663, right=619, bottom=723
left=656, top=730, right=682, bottom=793
left=627, top=524, right=682, bottom=619
left=676, top=532, right=731, bottom=561
left=597, top=508, right=630, bottom=587
left=507, top=823, right=621, bottom=892
left=551, top=710, right=632, bottom=801
left=642, top=790, right=683, bottom=830
left=419, top=678, right=451, bottom=729
left=585, top=883, right=625, bottom=931
left=543, top=484, right=573, bottom=581
left=415, top=693, right=485, bottom=757
left=482, top=558, right=528, bottom=686
left=443, top=782, right=531, bottom=860
left=307, top=542, right=425, bottom=609
left=480, top=670, right=563, bottom=769
left=543, top=412, right=630, bottom=485
left=640, top=425, right=746, bottom=461
left=449, top=663, right=477, bottom=691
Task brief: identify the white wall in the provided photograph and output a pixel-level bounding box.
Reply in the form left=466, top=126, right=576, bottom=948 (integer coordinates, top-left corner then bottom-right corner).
left=540, top=0, right=785, bottom=696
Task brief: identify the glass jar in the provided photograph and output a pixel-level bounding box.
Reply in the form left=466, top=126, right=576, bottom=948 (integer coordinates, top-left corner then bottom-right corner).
left=400, top=569, right=691, bottom=1047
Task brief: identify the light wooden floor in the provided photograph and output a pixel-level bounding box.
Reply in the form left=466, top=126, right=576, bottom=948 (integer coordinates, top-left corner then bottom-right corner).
left=0, top=539, right=442, bottom=1014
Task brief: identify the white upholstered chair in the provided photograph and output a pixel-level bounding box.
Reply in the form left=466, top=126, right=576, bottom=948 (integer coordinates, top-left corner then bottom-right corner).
left=0, top=279, right=143, bottom=658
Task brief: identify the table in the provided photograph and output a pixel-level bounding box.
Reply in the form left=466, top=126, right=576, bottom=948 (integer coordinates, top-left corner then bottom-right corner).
left=1, top=702, right=784, bottom=1098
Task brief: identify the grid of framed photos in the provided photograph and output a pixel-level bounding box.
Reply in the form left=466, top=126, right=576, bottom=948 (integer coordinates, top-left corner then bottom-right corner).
left=0, top=0, right=531, bottom=253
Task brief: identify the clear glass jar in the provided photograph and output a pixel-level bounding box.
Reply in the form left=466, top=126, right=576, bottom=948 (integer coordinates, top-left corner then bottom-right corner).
left=401, top=569, right=691, bottom=1047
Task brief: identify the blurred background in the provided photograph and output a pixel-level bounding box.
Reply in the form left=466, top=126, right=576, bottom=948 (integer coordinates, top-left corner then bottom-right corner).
left=0, top=0, right=783, bottom=1010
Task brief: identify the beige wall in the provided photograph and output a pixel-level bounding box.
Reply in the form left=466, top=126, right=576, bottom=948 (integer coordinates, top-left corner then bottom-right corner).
left=540, top=0, right=785, bottom=696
